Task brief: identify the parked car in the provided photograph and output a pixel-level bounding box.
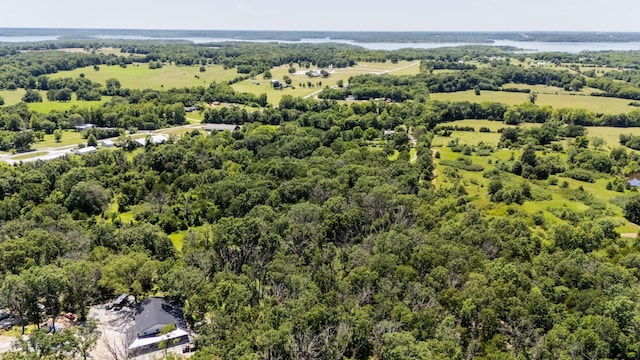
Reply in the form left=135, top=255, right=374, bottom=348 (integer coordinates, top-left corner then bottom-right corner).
left=0, top=316, right=19, bottom=330
left=64, top=312, right=76, bottom=321
left=113, top=294, right=129, bottom=310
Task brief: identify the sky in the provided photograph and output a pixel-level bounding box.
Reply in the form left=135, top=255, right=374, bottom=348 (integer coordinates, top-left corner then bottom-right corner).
left=1, top=0, right=639, bottom=32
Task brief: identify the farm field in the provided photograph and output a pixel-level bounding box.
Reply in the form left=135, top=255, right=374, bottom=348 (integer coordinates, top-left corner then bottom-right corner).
left=0, top=89, right=110, bottom=111
left=49, top=63, right=242, bottom=89
left=430, top=89, right=636, bottom=114
left=232, top=61, right=420, bottom=105
left=432, top=119, right=640, bottom=149
left=44, top=61, right=420, bottom=106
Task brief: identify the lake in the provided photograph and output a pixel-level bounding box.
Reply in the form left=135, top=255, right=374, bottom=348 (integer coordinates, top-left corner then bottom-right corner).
left=5, top=35, right=640, bottom=53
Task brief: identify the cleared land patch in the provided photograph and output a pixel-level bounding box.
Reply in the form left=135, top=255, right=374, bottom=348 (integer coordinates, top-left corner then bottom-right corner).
left=232, top=61, right=420, bottom=105
left=430, top=89, right=636, bottom=114
left=49, top=63, right=242, bottom=90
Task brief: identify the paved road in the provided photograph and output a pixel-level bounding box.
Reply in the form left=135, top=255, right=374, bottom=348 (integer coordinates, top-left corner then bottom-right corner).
left=0, top=123, right=205, bottom=165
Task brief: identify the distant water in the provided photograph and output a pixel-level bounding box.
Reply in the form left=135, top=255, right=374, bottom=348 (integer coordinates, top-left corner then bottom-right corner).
left=0, top=36, right=59, bottom=42
left=5, top=34, right=640, bottom=53
left=91, top=36, right=640, bottom=52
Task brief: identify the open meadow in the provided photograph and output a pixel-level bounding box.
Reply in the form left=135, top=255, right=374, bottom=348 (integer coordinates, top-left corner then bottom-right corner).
left=432, top=119, right=640, bottom=233
left=232, top=61, right=420, bottom=105
left=0, top=89, right=110, bottom=111
left=430, top=89, right=636, bottom=114
left=49, top=63, right=242, bottom=89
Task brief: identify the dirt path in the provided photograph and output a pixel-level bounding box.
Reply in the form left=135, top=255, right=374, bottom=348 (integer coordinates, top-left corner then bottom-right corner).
left=379, top=61, right=420, bottom=75
left=621, top=233, right=638, bottom=238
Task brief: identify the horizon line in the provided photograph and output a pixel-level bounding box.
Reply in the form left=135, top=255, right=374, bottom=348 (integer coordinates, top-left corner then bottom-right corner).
left=1, top=27, right=640, bottom=34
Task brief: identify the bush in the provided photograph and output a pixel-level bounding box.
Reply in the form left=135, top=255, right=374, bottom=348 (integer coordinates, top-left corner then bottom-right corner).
left=464, top=164, right=485, bottom=172
left=532, top=211, right=545, bottom=226
left=563, top=169, right=595, bottom=183
left=479, top=127, right=491, bottom=133
left=439, top=159, right=465, bottom=169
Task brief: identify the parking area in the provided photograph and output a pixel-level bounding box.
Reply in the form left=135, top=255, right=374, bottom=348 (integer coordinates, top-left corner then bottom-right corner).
left=89, top=304, right=136, bottom=360
left=88, top=304, right=194, bottom=360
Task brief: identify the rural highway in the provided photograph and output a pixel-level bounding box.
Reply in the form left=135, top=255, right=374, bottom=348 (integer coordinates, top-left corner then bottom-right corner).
left=0, top=122, right=205, bottom=165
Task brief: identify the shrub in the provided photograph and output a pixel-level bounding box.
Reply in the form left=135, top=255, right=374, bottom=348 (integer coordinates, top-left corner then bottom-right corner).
left=464, top=164, right=485, bottom=172
left=563, top=169, right=595, bottom=183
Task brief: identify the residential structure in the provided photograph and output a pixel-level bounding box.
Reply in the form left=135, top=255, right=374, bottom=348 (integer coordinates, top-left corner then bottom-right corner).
left=128, top=297, right=189, bottom=356
left=134, top=135, right=169, bottom=147
left=75, top=146, right=98, bottom=155
left=203, top=123, right=242, bottom=132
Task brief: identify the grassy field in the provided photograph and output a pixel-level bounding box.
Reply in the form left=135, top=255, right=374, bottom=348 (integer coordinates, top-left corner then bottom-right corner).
left=232, top=61, right=420, bottom=105
left=432, top=119, right=524, bottom=147
left=33, top=130, right=85, bottom=149
left=430, top=89, right=636, bottom=114
left=0, top=89, right=110, bottom=112
left=432, top=120, right=640, bottom=233
left=583, top=126, right=640, bottom=149
left=432, top=119, right=640, bottom=150
left=49, top=64, right=242, bottom=90
left=12, top=151, right=47, bottom=160
left=0, top=89, right=25, bottom=105
left=434, top=144, right=637, bottom=232
left=168, top=232, right=185, bottom=252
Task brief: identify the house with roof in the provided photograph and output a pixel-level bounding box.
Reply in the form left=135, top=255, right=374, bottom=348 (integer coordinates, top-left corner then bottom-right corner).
left=75, top=124, right=95, bottom=132
left=127, top=297, right=189, bottom=356
left=101, top=140, right=115, bottom=148
left=134, top=135, right=169, bottom=147
left=75, top=146, right=98, bottom=155
left=203, top=123, right=242, bottom=132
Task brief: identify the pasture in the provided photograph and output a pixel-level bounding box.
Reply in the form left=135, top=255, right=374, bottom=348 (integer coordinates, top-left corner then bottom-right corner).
left=432, top=119, right=640, bottom=150
left=32, top=130, right=85, bottom=149
left=0, top=89, right=110, bottom=112
left=430, top=89, right=636, bottom=114
left=432, top=119, right=640, bottom=233
left=232, top=61, right=421, bottom=105
left=49, top=63, right=242, bottom=90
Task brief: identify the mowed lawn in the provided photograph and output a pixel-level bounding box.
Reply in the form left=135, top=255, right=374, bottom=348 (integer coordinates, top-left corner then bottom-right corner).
left=232, top=61, right=421, bottom=105
left=49, top=64, right=242, bottom=90
left=431, top=119, right=526, bottom=147
left=431, top=89, right=636, bottom=114
left=33, top=130, right=86, bottom=149
left=0, top=89, right=110, bottom=112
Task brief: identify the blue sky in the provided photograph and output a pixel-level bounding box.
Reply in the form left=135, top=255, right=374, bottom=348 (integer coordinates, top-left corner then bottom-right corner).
left=1, top=0, right=639, bottom=31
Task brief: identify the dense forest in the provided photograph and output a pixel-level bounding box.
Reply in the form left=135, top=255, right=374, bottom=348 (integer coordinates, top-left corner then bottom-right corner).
left=2, top=39, right=640, bottom=360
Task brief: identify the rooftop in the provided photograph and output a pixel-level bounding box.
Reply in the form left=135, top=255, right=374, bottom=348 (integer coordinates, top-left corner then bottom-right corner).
left=203, top=123, right=241, bottom=132
left=133, top=297, right=186, bottom=338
